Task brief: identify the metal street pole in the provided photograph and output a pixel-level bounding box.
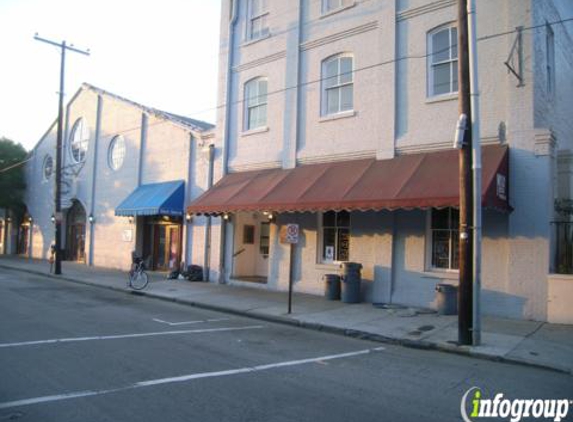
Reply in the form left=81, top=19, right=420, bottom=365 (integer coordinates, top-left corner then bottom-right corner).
left=468, top=0, right=482, bottom=346
left=457, top=0, right=474, bottom=346
left=34, top=34, right=89, bottom=275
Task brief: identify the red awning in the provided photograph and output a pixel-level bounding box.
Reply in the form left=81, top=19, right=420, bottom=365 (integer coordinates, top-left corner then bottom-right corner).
left=187, top=145, right=510, bottom=214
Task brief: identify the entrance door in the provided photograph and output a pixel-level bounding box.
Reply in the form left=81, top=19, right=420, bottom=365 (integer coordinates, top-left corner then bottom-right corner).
left=68, top=224, right=86, bottom=262
left=255, top=221, right=270, bottom=278
left=18, top=225, right=30, bottom=255
left=65, top=201, right=86, bottom=262
left=146, top=222, right=182, bottom=271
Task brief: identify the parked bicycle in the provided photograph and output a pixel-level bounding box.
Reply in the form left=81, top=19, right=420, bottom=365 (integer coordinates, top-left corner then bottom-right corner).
left=128, top=254, right=149, bottom=290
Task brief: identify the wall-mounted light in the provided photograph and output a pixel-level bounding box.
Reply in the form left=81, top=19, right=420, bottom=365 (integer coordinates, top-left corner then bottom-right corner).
left=7, top=217, right=12, bottom=223
left=28, top=216, right=33, bottom=223
left=267, top=213, right=274, bottom=221
left=128, top=216, right=133, bottom=224
left=50, top=214, right=56, bottom=224
left=88, top=214, right=95, bottom=224
left=223, top=213, right=230, bottom=221
left=185, top=212, right=193, bottom=223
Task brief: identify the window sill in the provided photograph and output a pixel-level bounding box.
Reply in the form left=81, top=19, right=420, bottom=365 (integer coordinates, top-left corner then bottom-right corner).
left=426, top=93, right=458, bottom=104
left=320, top=2, right=357, bottom=19
left=316, top=263, right=340, bottom=271
left=421, top=270, right=459, bottom=281
left=242, top=33, right=271, bottom=47
left=241, top=126, right=269, bottom=137
left=319, top=110, right=356, bottom=123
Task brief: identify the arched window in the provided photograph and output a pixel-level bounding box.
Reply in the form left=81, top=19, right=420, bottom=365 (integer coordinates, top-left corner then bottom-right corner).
left=42, top=155, right=53, bottom=181
left=69, top=118, right=90, bottom=163
left=427, top=25, right=458, bottom=97
left=322, top=53, right=353, bottom=115
left=244, top=77, right=268, bottom=130
left=108, top=135, right=126, bottom=170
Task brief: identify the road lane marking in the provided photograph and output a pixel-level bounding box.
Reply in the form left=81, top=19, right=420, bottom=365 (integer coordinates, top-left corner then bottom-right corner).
left=0, top=347, right=384, bottom=409
left=152, top=317, right=231, bottom=326
left=0, top=326, right=264, bottom=349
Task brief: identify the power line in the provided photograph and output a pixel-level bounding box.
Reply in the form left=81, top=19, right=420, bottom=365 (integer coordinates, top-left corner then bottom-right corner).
left=0, top=156, right=34, bottom=173
left=11, top=15, right=573, bottom=173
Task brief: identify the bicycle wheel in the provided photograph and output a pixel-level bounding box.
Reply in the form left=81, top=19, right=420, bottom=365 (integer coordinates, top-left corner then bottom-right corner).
left=130, top=271, right=149, bottom=290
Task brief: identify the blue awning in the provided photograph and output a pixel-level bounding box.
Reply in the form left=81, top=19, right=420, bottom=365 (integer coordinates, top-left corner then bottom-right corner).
left=115, top=180, right=185, bottom=217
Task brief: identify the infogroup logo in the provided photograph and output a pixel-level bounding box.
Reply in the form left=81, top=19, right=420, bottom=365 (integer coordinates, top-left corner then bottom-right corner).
left=461, top=387, right=571, bottom=422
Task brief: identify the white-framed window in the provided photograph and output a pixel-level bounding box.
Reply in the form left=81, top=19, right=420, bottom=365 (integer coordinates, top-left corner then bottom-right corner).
left=42, top=155, right=53, bottom=181
left=108, top=135, right=126, bottom=171
left=427, top=25, right=458, bottom=97
left=546, top=22, right=555, bottom=97
left=247, top=0, right=269, bottom=41
left=244, top=77, right=268, bottom=130
left=322, top=54, right=353, bottom=116
left=320, top=211, right=350, bottom=263
left=322, top=0, right=352, bottom=14
left=69, top=117, right=90, bottom=163
left=429, top=208, right=459, bottom=270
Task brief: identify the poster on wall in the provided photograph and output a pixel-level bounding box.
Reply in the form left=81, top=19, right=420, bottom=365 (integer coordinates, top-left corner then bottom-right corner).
left=122, top=229, right=133, bottom=242
left=325, top=246, right=335, bottom=261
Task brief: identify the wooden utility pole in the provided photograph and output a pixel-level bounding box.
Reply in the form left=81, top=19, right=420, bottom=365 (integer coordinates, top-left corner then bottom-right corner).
left=457, top=0, right=473, bottom=345
left=34, top=34, right=90, bottom=275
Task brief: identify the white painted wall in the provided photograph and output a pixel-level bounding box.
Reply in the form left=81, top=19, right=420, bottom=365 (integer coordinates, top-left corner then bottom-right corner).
left=25, top=85, right=214, bottom=271
left=214, top=0, right=573, bottom=321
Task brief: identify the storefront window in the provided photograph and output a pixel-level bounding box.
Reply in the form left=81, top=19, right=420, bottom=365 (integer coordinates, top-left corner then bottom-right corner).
left=430, top=208, right=459, bottom=270
left=321, top=211, right=350, bottom=263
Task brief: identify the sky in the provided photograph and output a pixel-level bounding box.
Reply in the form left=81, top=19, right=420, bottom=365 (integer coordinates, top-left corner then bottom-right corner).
left=0, top=0, right=222, bottom=151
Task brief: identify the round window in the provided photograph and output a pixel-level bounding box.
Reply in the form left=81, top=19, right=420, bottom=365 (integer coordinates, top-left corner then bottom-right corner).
left=69, top=118, right=90, bottom=163
left=108, top=135, right=126, bottom=170
left=43, top=155, right=53, bottom=180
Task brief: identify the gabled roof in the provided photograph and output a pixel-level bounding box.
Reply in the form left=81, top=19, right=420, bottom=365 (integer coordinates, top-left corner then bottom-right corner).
left=81, top=83, right=215, bottom=132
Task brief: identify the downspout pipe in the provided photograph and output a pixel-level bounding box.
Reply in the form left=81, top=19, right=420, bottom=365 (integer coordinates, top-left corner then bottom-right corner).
left=88, top=94, right=102, bottom=266
left=218, top=0, right=238, bottom=284
left=204, top=144, right=215, bottom=281
left=468, top=0, right=482, bottom=346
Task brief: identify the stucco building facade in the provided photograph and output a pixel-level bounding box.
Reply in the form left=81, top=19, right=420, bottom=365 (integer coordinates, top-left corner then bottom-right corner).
left=17, top=84, right=215, bottom=273
left=186, top=0, right=573, bottom=323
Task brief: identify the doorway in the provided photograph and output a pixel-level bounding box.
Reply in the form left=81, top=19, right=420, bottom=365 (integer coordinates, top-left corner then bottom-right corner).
left=232, top=213, right=270, bottom=283
left=17, top=222, right=30, bottom=255
left=143, top=217, right=182, bottom=271
left=65, top=200, right=86, bottom=262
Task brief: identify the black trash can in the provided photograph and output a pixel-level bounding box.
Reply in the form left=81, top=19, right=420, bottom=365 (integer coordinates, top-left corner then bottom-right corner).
left=340, top=262, right=363, bottom=303
left=435, top=284, right=458, bottom=315
left=323, top=274, right=341, bottom=300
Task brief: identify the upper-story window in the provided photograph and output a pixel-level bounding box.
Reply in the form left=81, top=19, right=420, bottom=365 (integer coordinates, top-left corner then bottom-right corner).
left=42, top=155, right=53, bottom=181
left=322, top=0, right=352, bottom=14
left=108, top=135, right=126, bottom=171
left=322, top=54, right=354, bottom=116
left=69, top=117, right=90, bottom=163
left=247, top=0, right=269, bottom=41
left=546, top=22, right=555, bottom=97
left=428, top=25, right=458, bottom=97
left=244, top=77, right=268, bottom=130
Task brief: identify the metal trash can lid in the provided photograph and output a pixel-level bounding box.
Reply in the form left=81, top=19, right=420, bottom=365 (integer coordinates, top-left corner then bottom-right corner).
left=435, top=283, right=457, bottom=292
left=339, top=262, right=363, bottom=270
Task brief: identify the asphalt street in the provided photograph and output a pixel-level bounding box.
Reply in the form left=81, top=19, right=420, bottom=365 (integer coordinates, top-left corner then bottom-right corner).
left=0, top=268, right=571, bottom=422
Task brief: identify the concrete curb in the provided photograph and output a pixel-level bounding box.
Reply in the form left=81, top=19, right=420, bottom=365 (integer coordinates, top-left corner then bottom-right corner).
left=1, top=263, right=570, bottom=375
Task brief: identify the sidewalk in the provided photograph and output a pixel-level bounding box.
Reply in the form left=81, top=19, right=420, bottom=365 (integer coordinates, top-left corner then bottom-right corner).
left=1, top=256, right=572, bottom=374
